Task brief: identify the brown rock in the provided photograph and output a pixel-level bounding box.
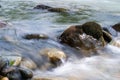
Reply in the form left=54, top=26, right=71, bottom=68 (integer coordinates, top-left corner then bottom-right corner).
left=48, top=8, right=68, bottom=13
left=112, top=23, right=120, bottom=32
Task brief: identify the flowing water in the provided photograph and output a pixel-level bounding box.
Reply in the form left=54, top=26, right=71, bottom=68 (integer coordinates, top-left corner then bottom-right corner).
left=0, top=0, right=120, bottom=80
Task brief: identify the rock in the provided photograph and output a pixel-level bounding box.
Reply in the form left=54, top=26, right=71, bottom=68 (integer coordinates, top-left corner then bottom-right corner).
left=0, top=52, right=22, bottom=66
left=23, top=34, right=48, bottom=40
left=19, top=68, right=33, bottom=79
left=48, top=8, right=68, bottom=13
left=40, top=48, right=66, bottom=67
left=0, top=57, right=33, bottom=80
left=102, top=30, right=112, bottom=43
left=59, top=22, right=107, bottom=50
left=81, top=22, right=103, bottom=40
left=112, top=23, right=120, bottom=32
left=34, top=4, right=52, bottom=9
left=110, top=40, right=120, bottom=48
left=20, top=58, right=37, bottom=69
left=1, top=77, right=9, bottom=80
left=0, top=5, right=1, bottom=8
left=0, top=21, right=7, bottom=28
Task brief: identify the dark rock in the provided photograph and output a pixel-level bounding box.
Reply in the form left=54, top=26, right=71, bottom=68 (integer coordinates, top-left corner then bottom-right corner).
left=112, top=23, right=120, bottom=32
left=102, top=30, right=112, bottom=43
left=59, top=25, right=83, bottom=47
left=59, top=22, right=108, bottom=53
left=0, top=58, right=33, bottom=80
left=23, top=34, right=48, bottom=40
left=102, top=27, right=111, bottom=34
left=0, top=5, right=1, bottom=8
left=48, top=8, right=68, bottom=13
left=19, top=68, right=33, bottom=79
left=81, top=22, right=103, bottom=40
left=34, top=4, right=52, bottom=9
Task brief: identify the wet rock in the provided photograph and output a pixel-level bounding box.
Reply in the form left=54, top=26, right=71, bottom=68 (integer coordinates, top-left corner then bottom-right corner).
left=112, top=23, right=120, bottom=32
left=1, top=77, right=9, bottom=80
left=110, top=37, right=120, bottom=48
left=34, top=4, right=52, bottom=10
left=40, top=48, right=66, bottom=67
left=19, top=68, right=33, bottom=79
left=59, top=22, right=108, bottom=52
left=23, top=34, right=48, bottom=40
left=0, top=57, right=33, bottom=80
left=48, top=8, right=68, bottom=13
left=0, top=52, right=22, bottom=66
left=0, top=21, right=7, bottom=28
left=102, top=30, right=112, bottom=43
left=20, top=58, right=37, bottom=70
left=81, top=22, right=103, bottom=40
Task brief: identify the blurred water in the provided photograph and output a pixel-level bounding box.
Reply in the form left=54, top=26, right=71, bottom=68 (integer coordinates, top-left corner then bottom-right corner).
left=0, top=0, right=120, bottom=80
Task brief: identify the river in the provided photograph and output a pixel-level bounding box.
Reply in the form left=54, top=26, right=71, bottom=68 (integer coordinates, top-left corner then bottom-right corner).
left=0, top=0, right=120, bottom=80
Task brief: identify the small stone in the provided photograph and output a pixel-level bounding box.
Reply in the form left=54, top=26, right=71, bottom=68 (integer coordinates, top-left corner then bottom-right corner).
left=112, top=23, right=120, bottom=32
left=34, top=4, right=52, bottom=9
left=23, top=34, right=48, bottom=40
left=48, top=8, right=68, bottom=13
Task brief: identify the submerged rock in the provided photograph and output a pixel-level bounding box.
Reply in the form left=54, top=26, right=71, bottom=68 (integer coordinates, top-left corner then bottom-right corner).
left=48, top=8, right=68, bottom=13
left=59, top=22, right=112, bottom=54
left=34, top=4, right=52, bottom=9
left=0, top=21, right=7, bottom=28
left=40, top=48, right=66, bottom=67
left=34, top=4, right=68, bottom=13
left=112, top=23, right=120, bottom=32
left=23, top=34, right=48, bottom=40
left=20, top=58, right=37, bottom=70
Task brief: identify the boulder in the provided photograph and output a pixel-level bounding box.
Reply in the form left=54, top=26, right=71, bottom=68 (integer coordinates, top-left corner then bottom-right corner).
left=23, top=34, right=48, bottom=40
left=59, top=22, right=112, bottom=53
left=34, top=4, right=52, bottom=10
left=59, top=22, right=105, bottom=50
left=112, top=23, right=120, bottom=32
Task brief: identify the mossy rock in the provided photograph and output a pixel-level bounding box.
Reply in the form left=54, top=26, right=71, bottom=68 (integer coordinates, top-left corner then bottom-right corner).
left=34, top=4, right=52, bottom=9
left=81, top=22, right=103, bottom=40
left=48, top=8, right=68, bottom=13
left=59, top=22, right=112, bottom=53
left=112, top=23, right=120, bottom=32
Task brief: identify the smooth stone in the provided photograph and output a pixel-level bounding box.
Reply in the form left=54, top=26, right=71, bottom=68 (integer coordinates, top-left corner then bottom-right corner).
left=40, top=48, right=66, bottom=67
left=112, top=23, right=120, bottom=32
left=102, top=30, right=112, bottom=43
left=19, top=68, right=33, bottom=79
left=48, top=8, right=68, bottom=13
left=23, top=34, right=48, bottom=40
left=0, top=21, right=7, bottom=28
left=20, top=58, right=37, bottom=69
left=34, top=4, right=52, bottom=9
